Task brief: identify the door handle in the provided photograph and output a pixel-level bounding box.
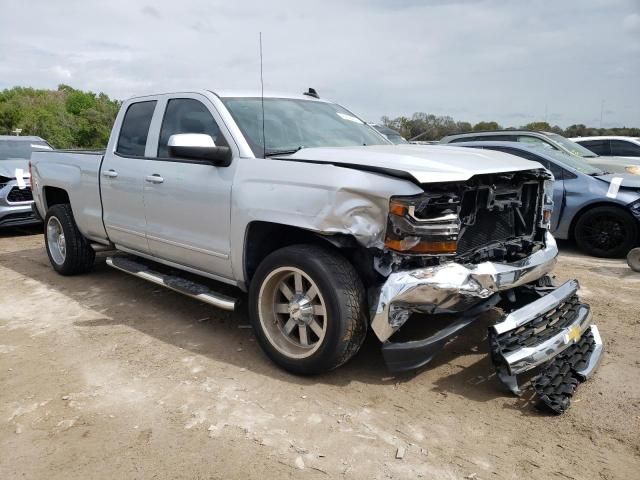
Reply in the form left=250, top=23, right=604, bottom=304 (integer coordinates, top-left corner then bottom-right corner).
left=145, top=174, right=164, bottom=184
left=102, top=169, right=118, bottom=178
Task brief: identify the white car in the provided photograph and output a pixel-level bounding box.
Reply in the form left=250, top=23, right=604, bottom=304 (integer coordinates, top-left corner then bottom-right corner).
left=571, top=136, right=640, bottom=160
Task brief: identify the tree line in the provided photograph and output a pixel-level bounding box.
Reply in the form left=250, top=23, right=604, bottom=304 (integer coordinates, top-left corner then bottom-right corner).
left=381, top=112, right=640, bottom=142
left=0, top=85, right=638, bottom=148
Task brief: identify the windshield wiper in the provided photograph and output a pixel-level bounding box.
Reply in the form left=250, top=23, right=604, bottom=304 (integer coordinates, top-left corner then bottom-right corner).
left=264, top=147, right=303, bottom=157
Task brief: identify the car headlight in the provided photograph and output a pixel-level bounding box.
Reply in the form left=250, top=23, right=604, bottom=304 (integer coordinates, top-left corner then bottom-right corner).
left=625, top=166, right=640, bottom=175
left=539, top=179, right=554, bottom=229
left=384, top=194, right=460, bottom=254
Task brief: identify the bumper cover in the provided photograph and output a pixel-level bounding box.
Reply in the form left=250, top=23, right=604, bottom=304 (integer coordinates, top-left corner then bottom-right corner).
left=372, top=231, right=558, bottom=342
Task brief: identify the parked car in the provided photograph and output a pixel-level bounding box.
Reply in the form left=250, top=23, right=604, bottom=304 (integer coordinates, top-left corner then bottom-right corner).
left=370, top=124, right=408, bottom=144
left=30, top=89, right=602, bottom=413
left=571, top=136, right=640, bottom=160
left=440, top=130, right=640, bottom=175
left=0, top=135, right=52, bottom=227
left=451, top=141, right=640, bottom=257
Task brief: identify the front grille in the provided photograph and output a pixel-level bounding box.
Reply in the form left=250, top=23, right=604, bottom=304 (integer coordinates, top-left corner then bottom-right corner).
left=495, top=295, right=582, bottom=354
left=7, top=186, right=33, bottom=203
left=457, top=208, right=516, bottom=254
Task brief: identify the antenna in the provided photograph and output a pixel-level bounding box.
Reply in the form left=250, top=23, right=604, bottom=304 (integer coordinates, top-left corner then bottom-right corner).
left=259, top=32, right=266, bottom=158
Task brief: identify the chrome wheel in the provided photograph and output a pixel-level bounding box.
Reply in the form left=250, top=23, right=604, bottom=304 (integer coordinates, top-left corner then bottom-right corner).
left=47, top=216, right=66, bottom=265
left=258, top=267, right=328, bottom=359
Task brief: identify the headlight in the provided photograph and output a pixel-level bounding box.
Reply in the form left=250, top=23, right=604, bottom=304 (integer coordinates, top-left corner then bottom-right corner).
left=384, top=194, right=460, bottom=254
left=539, top=179, right=554, bottom=229
left=625, top=166, right=640, bottom=175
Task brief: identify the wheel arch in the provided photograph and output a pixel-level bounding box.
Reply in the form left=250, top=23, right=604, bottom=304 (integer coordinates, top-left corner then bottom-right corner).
left=242, top=221, right=377, bottom=288
left=42, top=186, right=70, bottom=210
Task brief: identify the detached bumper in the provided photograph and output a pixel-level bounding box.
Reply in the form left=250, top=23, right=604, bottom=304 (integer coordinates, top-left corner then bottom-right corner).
left=372, top=232, right=558, bottom=342
left=490, top=279, right=603, bottom=413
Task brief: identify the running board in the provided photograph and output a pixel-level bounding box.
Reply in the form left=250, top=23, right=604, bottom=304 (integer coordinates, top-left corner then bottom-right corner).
left=106, top=255, right=236, bottom=311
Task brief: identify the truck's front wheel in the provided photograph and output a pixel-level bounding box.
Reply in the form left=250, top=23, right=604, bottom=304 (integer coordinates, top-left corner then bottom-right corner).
left=249, top=244, right=367, bottom=375
left=44, top=204, right=95, bottom=275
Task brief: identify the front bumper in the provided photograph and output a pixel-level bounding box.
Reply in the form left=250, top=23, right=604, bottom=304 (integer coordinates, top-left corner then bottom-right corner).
left=0, top=181, right=39, bottom=227
left=372, top=231, right=558, bottom=342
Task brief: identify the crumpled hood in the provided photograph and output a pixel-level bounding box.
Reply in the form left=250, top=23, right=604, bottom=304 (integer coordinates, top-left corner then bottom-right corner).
left=279, top=144, right=546, bottom=183
left=0, top=159, right=30, bottom=179
left=595, top=173, right=640, bottom=189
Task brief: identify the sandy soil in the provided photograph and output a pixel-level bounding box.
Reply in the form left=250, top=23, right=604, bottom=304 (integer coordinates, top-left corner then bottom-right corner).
left=1, top=226, right=638, bottom=479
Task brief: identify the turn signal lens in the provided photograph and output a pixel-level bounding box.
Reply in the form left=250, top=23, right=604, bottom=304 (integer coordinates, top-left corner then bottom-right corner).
left=389, top=200, right=408, bottom=216
left=625, top=166, right=640, bottom=175
left=384, top=239, right=458, bottom=254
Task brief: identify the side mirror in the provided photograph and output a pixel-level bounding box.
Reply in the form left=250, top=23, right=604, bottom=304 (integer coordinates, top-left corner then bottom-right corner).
left=167, top=133, right=232, bottom=167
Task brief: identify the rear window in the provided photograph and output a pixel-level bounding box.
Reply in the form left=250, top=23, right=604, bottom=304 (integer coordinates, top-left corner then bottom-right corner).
left=116, top=101, right=157, bottom=157
left=0, top=139, right=52, bottom=160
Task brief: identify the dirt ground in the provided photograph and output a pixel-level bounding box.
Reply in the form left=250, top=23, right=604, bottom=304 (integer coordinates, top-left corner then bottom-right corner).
left=0, top=226, right=638, bottom=480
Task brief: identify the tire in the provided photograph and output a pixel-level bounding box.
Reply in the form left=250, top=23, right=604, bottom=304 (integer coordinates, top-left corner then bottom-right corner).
left=44, top=204, right=95, bottom=275
left=574, top=205, right=639, bottom=258
left=249, top=244, right=367, bottom=375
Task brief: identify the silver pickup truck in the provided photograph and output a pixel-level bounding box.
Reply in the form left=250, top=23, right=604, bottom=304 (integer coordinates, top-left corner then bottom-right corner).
left=30, top=89, right=603, bottom=413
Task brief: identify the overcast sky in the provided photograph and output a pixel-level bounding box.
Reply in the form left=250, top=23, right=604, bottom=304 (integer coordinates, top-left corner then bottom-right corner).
left=1, top=0, right=638, bottom=127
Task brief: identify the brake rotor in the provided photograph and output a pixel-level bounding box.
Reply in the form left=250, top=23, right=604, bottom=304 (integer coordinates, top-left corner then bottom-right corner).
left=627, top=248, right=640, bottom=272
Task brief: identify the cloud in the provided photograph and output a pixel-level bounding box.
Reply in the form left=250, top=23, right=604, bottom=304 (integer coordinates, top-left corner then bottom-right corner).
left=0, top=0, right=638, bottom=127
left=51, top=65, right=72, bottom=79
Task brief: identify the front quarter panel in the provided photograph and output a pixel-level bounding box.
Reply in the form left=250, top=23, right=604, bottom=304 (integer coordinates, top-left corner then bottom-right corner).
left=229, top=157, right=423, bottom=284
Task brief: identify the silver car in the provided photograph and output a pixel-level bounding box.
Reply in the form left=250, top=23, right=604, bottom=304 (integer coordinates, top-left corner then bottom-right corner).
left=452, top=141, right=640, bottom=257
left=0, top=136, right=52, bottom=227
left=441, top=130, right=640, bottom=175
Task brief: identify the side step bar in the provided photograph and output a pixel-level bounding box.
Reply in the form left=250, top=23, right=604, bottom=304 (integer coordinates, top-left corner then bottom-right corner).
left=106, top=255, right=236, bottom=311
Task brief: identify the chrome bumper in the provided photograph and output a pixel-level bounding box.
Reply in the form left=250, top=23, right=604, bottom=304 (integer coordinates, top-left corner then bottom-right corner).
left=372, top=232, right=558, bottom=342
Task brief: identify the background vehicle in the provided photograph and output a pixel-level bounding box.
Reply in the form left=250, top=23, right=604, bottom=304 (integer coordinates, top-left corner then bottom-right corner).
left=571, top=136, right=640, bottom=160
left=0, top=135, right=51, bottom=227
left=30, top=90, right=602, bottom=413
left=440, top=130, right=640, bottom=175
left=452, top=141, right=640, bottom=257
left=369, top=123, right=408, bottom=144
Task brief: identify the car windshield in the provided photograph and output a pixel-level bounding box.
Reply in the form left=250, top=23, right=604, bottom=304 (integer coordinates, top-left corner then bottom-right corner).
left=221, top=97, right=389, bottom=156
left=545, top=133, right=598, bottom=158
left=532, top=145, right=604, bottom=175
left=385, top=134, right=408, bottom=144
left=0, top=139, right=52, bottom=160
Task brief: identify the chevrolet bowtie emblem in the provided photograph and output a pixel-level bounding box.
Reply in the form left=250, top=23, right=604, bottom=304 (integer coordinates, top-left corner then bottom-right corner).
left=566, top=325, right=582, bottom=344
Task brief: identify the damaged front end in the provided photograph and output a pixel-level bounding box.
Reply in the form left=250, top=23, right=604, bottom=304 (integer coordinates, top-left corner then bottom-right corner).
left=370, top=170, right=603, bottom=413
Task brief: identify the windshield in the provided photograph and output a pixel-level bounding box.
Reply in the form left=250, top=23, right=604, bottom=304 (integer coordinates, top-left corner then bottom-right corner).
left=221, top=98, right=389, bottom=156
left=532, top=145, right=604, bottom=175
left=385, top=134, right=408, bottom=145
left=0, top=139, right=52, bottom=160
left=545, top=133, right=598, bottom=158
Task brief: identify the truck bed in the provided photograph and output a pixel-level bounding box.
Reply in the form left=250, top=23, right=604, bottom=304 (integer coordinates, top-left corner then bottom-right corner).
left=30, top=149, right=107, bottom=243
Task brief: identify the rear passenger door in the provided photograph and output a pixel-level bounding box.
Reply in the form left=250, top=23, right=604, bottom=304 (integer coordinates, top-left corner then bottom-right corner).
left=142, top=93, right=236, bottom=281
left=610, top=140, right=640, bottom=157
left=101, top=99, right=157, bottom=254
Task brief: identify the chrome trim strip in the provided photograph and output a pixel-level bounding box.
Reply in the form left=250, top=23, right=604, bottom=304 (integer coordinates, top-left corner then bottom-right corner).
left=493, top=279, right=579, bottom=335
left=504, top=306, right=592, bottom=375
left=106, top=257, right=236, bottom=311
left=575, top=325, right=604, bottom=379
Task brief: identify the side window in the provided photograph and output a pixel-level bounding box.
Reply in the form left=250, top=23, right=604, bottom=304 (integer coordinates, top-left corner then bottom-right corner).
left=116, top=101, right=157, bottom=156
left=158, top=98, right=228, bottom=158
left=451, top=136, right=477, bottom=143
left=610, top=140, right=640, bottom=157
left=580, top=140, right=610, bottom=156
left=517, top=136, right=555, bottom=150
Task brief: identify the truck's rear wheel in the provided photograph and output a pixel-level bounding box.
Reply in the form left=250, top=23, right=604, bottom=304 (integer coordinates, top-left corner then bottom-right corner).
left=249, top=244, right=367, bottom=375
left=44, top=204, right=95, bottom=275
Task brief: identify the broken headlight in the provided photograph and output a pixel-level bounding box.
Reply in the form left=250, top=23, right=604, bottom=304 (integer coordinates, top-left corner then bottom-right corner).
left=384, top=193, right=460, bottom=254
left=539, top=179, right=554, bottom=229
left=629, top=198, right=640, bottom=220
